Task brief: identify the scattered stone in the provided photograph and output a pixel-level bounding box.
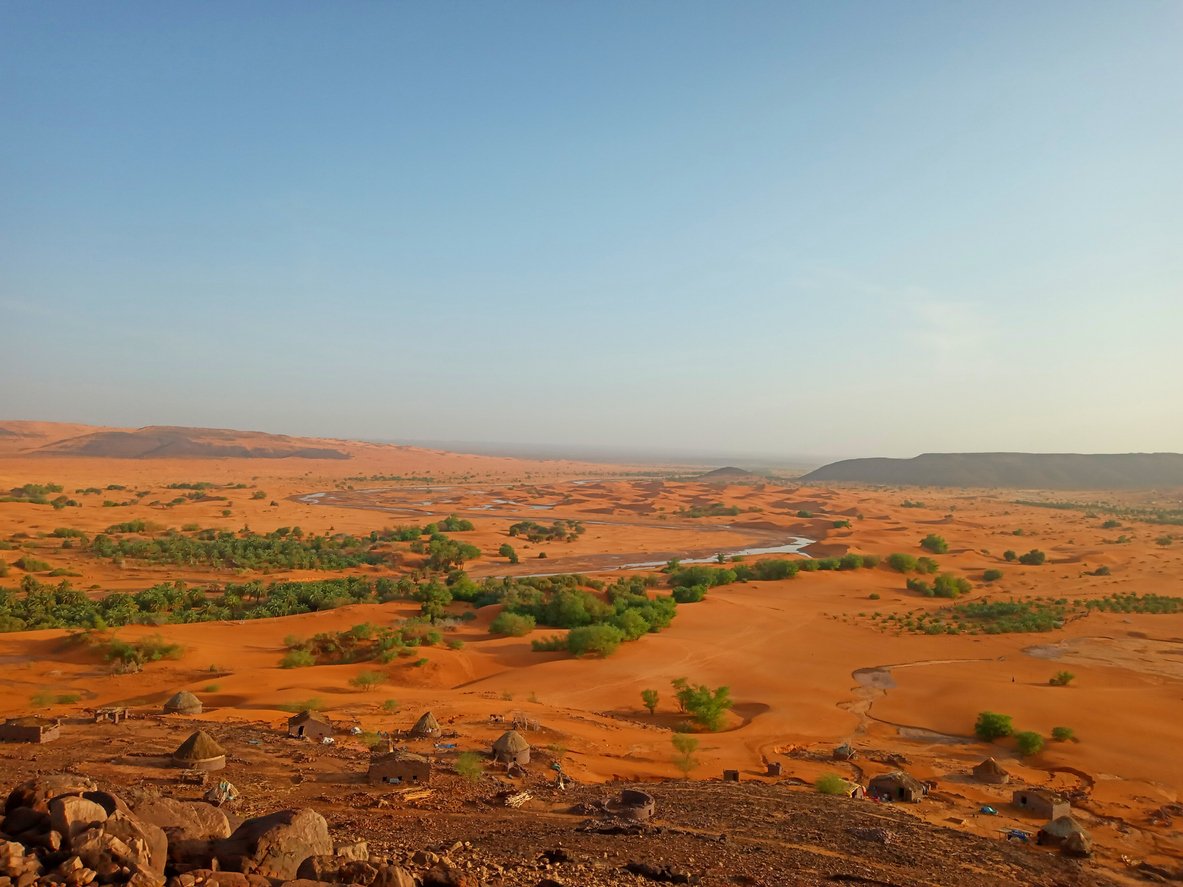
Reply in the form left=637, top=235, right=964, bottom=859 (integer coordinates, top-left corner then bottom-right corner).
left=625, top=860, right=697, bottom=884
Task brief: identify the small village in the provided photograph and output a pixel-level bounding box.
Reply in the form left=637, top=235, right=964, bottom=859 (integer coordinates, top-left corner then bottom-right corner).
left=0, top=686, right=1107, bottom=887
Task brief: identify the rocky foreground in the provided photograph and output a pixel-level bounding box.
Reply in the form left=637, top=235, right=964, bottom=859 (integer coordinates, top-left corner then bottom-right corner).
left=0, top=774, right=1154, bottom=887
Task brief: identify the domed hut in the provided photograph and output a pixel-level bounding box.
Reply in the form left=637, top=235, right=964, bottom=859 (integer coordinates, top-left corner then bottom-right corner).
left=492, top=730, right=530, bottom=766
left=172, top=730, right=226, bottom=771
left=1037, top=815, right=1090, bottom=853
left=972, top=756, right=1010, bottom=785
left=409, top=711, right=441, bottom=739
left=163, top=691, right=203, bottom=715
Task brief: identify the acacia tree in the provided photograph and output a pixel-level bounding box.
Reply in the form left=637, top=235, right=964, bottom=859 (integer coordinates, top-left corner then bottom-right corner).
left=641, top=688, right=659, bottom=715
left=673, top=679, right=733, bottom=731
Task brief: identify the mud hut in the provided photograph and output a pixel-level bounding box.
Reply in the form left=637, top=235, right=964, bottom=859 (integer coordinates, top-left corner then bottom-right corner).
left=163, top=691, right=203, bottom=715
left=972, top=757, right=1010, bottom=785
left=492, top=730, right=531, bottom=766
left=1037, top=815, right=1090, bottom=854
left=368, top=750, right=431, bottom=786
left=287, top=711, right=332, bottom=742
left=0, top=717, right=60, bottom=744
left=408, top=711, right=441, bottom=739
left=172, top=730, right=226, bottom=771
left=868, top=771, right=925, bottom=802
left=1012, top=789, right=1069, bottom=820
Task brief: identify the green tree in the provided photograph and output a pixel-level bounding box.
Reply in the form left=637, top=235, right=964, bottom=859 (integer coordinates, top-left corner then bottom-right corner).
left=1015, top=731, right=1044, bottom=756
left=974, top=711, right=1014, bottom=740
left=1003, top=550, right=1017, bottom=561
left=498, top=543, right=519, bottom=564
left=1018, top=549, right=1046, bottom=565
left=673, top=680, right=733, bottom=731
left=671, top=732, right=699, bottom=777
left=414, top=581, right=453, bottom=623
left=641, top=688, right=659, bottom=715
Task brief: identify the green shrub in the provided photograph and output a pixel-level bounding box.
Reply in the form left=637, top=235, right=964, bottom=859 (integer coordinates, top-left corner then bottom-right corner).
left=920, top=534, right=948, bottom=554
left=1048, top=671, right=1075, bottom=686
left=1015, top=731, right=1044, bottom=756
left=974, top=711, right=1014, bottom=740
left=983, top=569, right=1003, bottom=582
left=933, top=573, right=971, bottom=599
left=531, top=634, right=567, bottom=652
left=280, top=649, right=316, bottom=669
left=14, top=556, right=51, bottom=572
left=455, top=751, right=484, bottom=782
left=672, top=584, right=707, bottom=603
left=887, top=553, right=918, bottom=572
left=382, top=698, right=400, bottom=713
left=1051, top=726, right=1076, bottom=742
left=490, top=611, right=536, bottom=637
left=671, top=733, right=699, bottom=776
left=567, top=624, right=625, bottom=657
left=815, top=774, right=850, bottom=796
left=1018, top=549, right=1046, bottom=565
left=1003, top=550, right=1017, bottom=562
left=350, top=670, right=385, bottom=690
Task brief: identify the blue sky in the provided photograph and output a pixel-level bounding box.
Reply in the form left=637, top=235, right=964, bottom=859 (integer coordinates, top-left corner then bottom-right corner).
left=2, top=1, right=1180, bottom=459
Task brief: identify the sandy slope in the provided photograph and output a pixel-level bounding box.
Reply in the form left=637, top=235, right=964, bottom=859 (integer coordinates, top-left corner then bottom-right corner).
left=0, top=432, right=1181, bottom=875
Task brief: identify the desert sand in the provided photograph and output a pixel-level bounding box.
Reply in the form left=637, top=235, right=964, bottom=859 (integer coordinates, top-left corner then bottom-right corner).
left=1, top=422, right=1181, bottom=880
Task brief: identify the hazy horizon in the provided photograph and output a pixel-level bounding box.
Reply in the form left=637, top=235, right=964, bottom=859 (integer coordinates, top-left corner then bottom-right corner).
left=3, top=1, right=1181, bottom=459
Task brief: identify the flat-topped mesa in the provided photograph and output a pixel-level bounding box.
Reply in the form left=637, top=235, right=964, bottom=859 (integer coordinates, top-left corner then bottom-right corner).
left=803, top=452, right=1183, bottom=489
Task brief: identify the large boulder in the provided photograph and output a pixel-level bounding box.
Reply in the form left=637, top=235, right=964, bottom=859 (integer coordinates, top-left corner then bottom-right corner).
left=214, top=810, right=331, bottom=880
left=130, top=796, right=230, bottom=865
left=49, top=796, right=109, bottom=847
left=5, top=776, right=98, bottom=814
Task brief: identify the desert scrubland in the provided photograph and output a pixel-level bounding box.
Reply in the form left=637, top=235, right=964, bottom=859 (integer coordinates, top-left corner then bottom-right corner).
left=1, top=422, right=1181, bottom=882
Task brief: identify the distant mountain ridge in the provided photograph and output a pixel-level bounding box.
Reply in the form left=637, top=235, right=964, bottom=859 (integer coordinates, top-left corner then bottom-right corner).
left=0, top=423, right=350, bottom=460
left=802, top=452, right=1183, bottom=490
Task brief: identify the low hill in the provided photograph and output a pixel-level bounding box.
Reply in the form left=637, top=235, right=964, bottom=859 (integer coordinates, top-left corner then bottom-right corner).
left=802, top=452, right=1183, bottom=489
left=695, top=466, right=754, bottom=480
left=28, top=425, right=351, bottom=460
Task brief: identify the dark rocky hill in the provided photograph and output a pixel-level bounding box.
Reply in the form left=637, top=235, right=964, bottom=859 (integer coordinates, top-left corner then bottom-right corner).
left=802, top=452, right=1183, bottom=489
